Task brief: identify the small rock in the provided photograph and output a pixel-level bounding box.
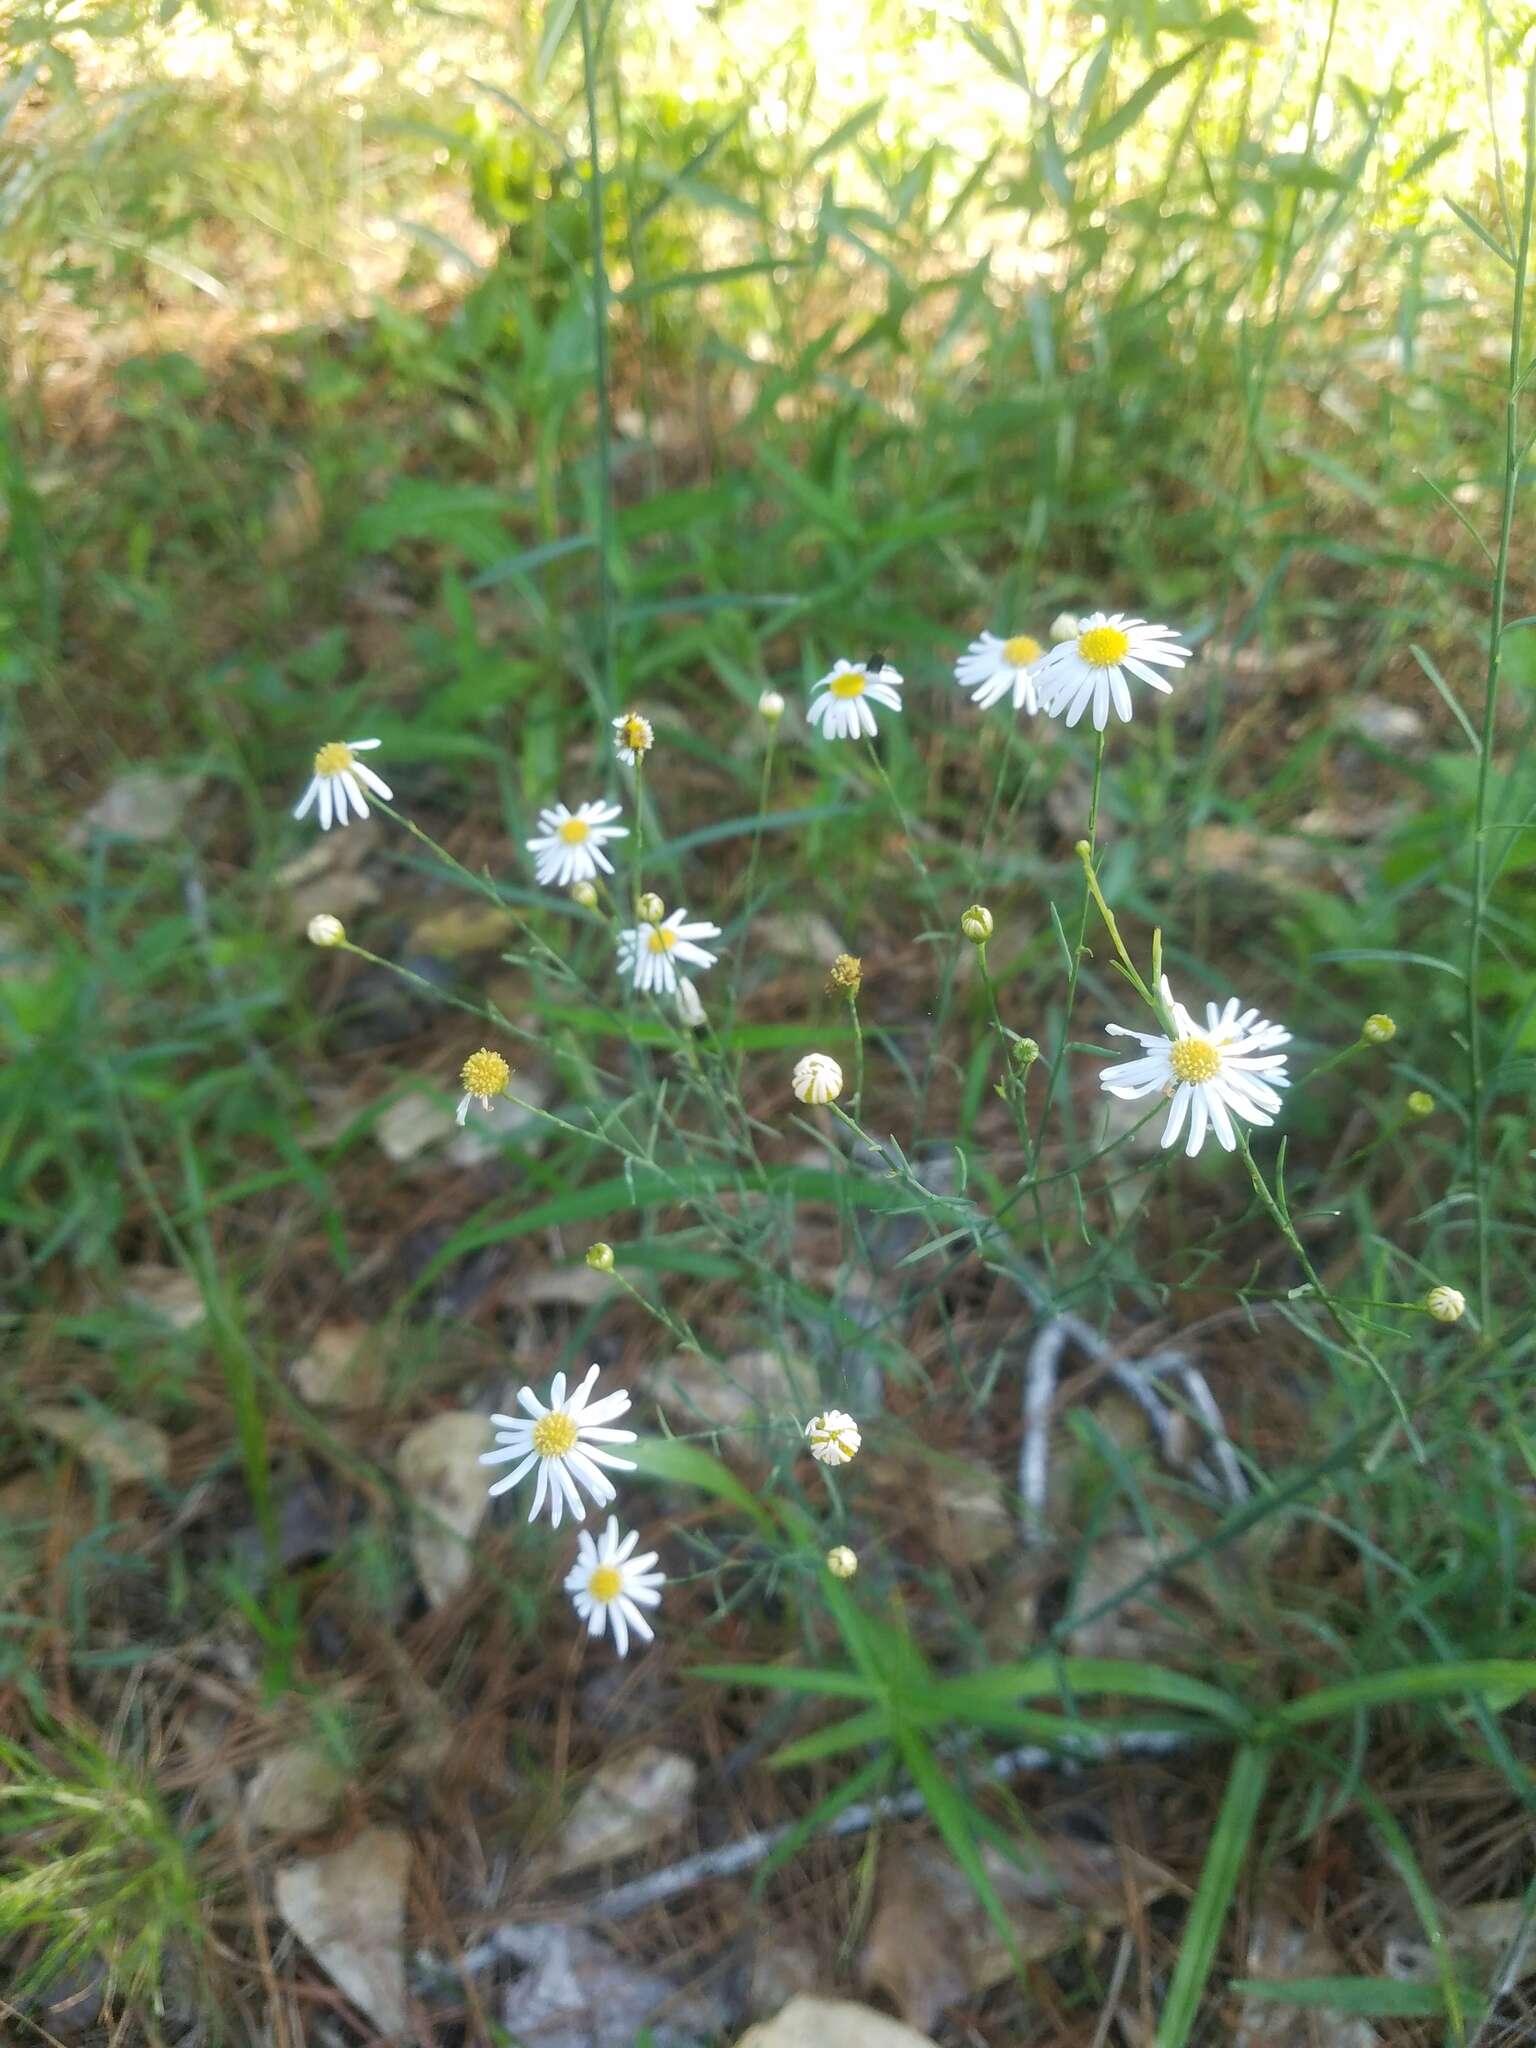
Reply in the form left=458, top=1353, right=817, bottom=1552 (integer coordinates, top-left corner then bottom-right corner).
left=291, top=1322, right=387, bottom=1409
left=737, top=1995, right=938, bottom=2048
left=244, top=1742, right=348, bottom=1837
left=121, top=1263, right=206, bottom=1330
left=654, top=1348, right=809, bottom=1433
left=552, top=1745, right=697, bottom=1875
left=67, top=771, right=202, bottom=846
left=31, top=1406, right=170, bottom=1486
left=274, top=1825, right=410, bottom=2036
left=1349, top=696, right=1425, bottom=748
left=927, top=1466, right=1013, bottom=1569
left=396, top=1412, right=491, bottom=1609
left=756, top=912, right=848, bottom=968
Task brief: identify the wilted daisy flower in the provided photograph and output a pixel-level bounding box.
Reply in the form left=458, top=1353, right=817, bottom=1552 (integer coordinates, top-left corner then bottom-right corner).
left=456, top=1048, right=510, bottom=1126
left=616, top=908, right=722, bottom=997
left=954, top=631, right=1044, bottom=713
left=792, top=1053, right=843, bottom=1105
left=806, top=1410, right=861, bottom=1465
left=480, top=1364, right=637, bottom=1527
left=1034, top=613, right=1190, bottom=731
left=612, top=711, right=654, bottom=765
left=565, top=1517, right=665, bottom=1657
left=675, top=977, right=708, bottom=1030
left=293, top=739, right=392, bottom=831
left=1099, top=975, right=1290, bottom=1158
left=807, top=658, right=904, bottom=742
left=526, top=799, right=628, bottom=888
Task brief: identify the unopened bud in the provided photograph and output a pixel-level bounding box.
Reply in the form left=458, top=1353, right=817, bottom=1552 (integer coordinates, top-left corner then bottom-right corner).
left=585, top=1243, right=615, bottom=1273
left=1424, top=1284, right=1465, bottom=1324
left=307, top=913, right=346, bottom=948
left=1012, top=1036, right=1041, bottom=1067
left=1406, top=1090, right=1434, bottom=1118
left=758, top=688, right=786, bottom=723
left=636, top=892, right=665, bottom=924
left=960, top=904, right=993, bottom=945
left=571, top=880, right=599, bottom=910
left=1049, top=612, right=1081, bottom=644
left=825, top=1545, right=858, bottom=1579
left=1362, top=1014, right=1396, bottom=1045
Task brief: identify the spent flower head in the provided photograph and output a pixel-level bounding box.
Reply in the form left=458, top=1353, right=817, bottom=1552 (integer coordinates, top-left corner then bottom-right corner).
left=828, top=953, right=863, bottom=997
left=457, top=1047, right=511, bottom=1126
left=617, top=907, right=722, bottom=997
left=1362, top=1013, right=1396, bottom=1044
left=792, top=1053, right=843, bottom=1106
left=1099, top=977, right=1291, bottom=1158
left=1424, top=1285, right=1466, bottom=1324
left=527, top=799, right=628, bottom=889
left=1034, top=612, right=1190, bottom=731
left=293, top=738, right=392, bottom=832
left=612, top=711, right=654, bottom=765
left=307, top=913, right=346, bottom=948
left=805, top=1410, right=861, bottom=1466
left=807, top=658, right=904, bottom=742
left=565, top=1517, right=664, bottom=1658
left=826, top=1545, right=859, bottom=1579
left=480, top=1364, right=637, bottom=1527
left=954, top=630, right=1044, bottom=714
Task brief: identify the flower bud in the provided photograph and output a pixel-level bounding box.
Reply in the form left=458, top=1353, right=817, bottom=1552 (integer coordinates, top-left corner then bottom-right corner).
left=1424, top=1285, right=1465, bottom=1324
left=675, top=979, right=707, bottom=1030
left=825, top=1545, right=858, bottom=1580
left=1049, top=612, right=1081, bottom=644
left=1405, top=1090, right=1434, bottom=1118
left=571, top=880, right=599, bottom=910
left=306, top=913, right=346, bottom=948
left=806, top=1410, right=861, bottom=1465
left=758, top=688, right=785, bottom=723
left=1362, top=1013, right=1396, bottom=1045
left=960, top=904, right=994, bottom=945
left=828, top=953, right=863, bottom=997
left=1012, top=1036, right=1041, bottom=1067
left=792, top=1053, right=843, bottom=1106
left=636, top=892, right=665, bottom=925
left=586, top=1242, right=615, bottom=1273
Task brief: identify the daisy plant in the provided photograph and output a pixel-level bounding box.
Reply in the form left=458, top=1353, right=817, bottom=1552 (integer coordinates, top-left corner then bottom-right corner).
left=293, top=737, right=392, bottom=831
left=1034, top=612, right=1190, bottom=731
left=565, top=1517, right=665, bottom=1658
left=481, top=1365, right=637, bottom=1528
left=526, top=798, right=628, bottom=889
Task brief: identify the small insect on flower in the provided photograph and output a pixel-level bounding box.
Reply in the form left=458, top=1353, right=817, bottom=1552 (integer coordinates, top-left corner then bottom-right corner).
left=293, top=738, right=392, bottom=831
left=565, top=1517, right=665, bottom=1657
left=1099, top=976, right=1291, bottom=1158
left=616, top=907, right=722, bottom=997
left=1424, top=1285, right=1466, bottom=1324
left=1362, top=1014, right=1396, bottom=1045
left=527, top=799, right=628, bottom=889
left=954, top=631, right=1045, bottom=714
left=1033, top=612, right=1191, bottom=731
left=481, top=1364, right=637, bottom=1528
left=612, top=711, right=654, bottom=765
left=456, top=1047, right=510, bottom=1126
left=792, top=1053, right=843, bottom=1106
left=807, top=657, right=904, bottom=742
left=826, top=1545, right=859, bottom=1579
left=805, top=1410, right=861, bottom=1466
left=307, top=913, right=346, bottom=948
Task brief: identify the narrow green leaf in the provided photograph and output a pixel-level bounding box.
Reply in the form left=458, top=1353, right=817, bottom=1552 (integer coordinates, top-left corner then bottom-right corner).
left=771, top=1705, right=891, bottom=1769
left=1075, top=49, right=1202, bottom=159
left=1446, top=197, right=1515, bottom=267
left=689, top=1662, right=878, bottom=1701
left=1271, top=1660, right=1536, bottom=1730
left=625, top=1437, right=776, bottom=1534
left=754, top=1753, right=892, bottom=1889
left=1232, top=1977, right=1446, bottom=2017
left=1156, top=1745, right=1271, bottom=2048
left=895, top=1727, right=1021, bottom=1968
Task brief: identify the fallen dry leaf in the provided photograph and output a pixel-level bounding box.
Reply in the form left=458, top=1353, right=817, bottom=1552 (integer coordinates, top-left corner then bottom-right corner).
left=1238, top=1906, right=1378, bottom=2048
left=756, top=911, right=848, bottom=967
left=507, top=1265, right=619, bottom=1308
left=737, top=1994, right=938, bottom=2048
left=244, top=1743, right=348, bottom=1838
left=552, top=1745, right=698, bottom=1875
left=1065, top=1533, right=1214, bottom=1663
left=67, top=770, right=202, bottom=846
left=498, top=1923, right=729, bottom=2048
left=654, top=1347, right=809, bottom=1433
left=285, top=868, right=381, bottom=936
left=408, top=901, right=520, bottom=957
left=121, top=1263, right=206, bottom=1331
left=375, top=1092, right=458, bottom=1164
left=31, top=1406, right=170, bottom=1487
left=396, top=1412, right=491, bottom=1609
left=290, top=1322, right=387, bottom=1409
left=274, top=1825, right=410, bottom=2036
left=1386, top=1896, right=1536, bottom=1990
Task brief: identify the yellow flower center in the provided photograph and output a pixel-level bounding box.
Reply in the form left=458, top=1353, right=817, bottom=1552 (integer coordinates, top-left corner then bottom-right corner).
left=559, top=816, right=591, bottom=844
left=1003, top=634, right=1042, bottom=666
left=828, top=667, right=867, bottom=699
left=313, top=742, right=353, bottom=776
left=588, top=1564, right=623, bottom=1603
left=531, top=1412, right=580, bottom=1458
left=646, top=925, right=678, bottom=954
left=618, top=714, right=651, bottom=753
left=460, top=1048, right=509, bottom=1099
left=1169, top=1038, right=1222, bottom=1085
left=1078, top=625, right=1131, bottom=667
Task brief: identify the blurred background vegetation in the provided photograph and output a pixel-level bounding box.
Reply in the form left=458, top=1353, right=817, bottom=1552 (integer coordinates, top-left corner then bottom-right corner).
left=4, top=0, right=1536, bottom=2040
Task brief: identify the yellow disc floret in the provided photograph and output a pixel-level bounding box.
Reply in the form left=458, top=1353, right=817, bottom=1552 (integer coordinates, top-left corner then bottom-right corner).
left=1078, top=625, right=1131, bottom=667
left=647, top=925, right=679, bottom=953
left=617, top=712, right=653, bottom=755
left=313, top=742, right=354, bottom=776
left=1169, top=1037, right=1222, bottom=1085
left=460, top=1048, right=510, bottom=1101
left=829, top=667, right=868, bottom=698
left=531, top=1412, right=580, bottom=1459
left=1003, top=634, right=1042, bottom=666
left=588, top=1564, right=623, bottom=1602
left=559, top=816, right=591, bottom=844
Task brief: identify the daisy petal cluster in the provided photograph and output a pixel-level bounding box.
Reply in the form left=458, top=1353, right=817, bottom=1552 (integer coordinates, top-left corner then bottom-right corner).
left=805, top=1410, right=861, bottom=1466
left=612, top=711, right=654, bottom=765
left=293, top=739, right=392, bottom=831
left=807, top=658, right=904, bottom=741
left=526, top=799, right=628, bottom=888
left=565, top=1517, right=665, bottom=1657
left=954, top=631, right=1044, bottom=714
left=1099, top=976, right=1290, bottom=1158
left=481, top=1364, right=637, bottom=1527
left=792, top=1053, right=843, bottom=1105
left=616, top=907, right=722, bottom=996
left=1034, top=613, right=1190, bottom=730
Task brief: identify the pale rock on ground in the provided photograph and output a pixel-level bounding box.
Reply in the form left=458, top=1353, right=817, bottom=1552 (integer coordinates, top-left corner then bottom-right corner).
left=396, top=1411, right=493, bottom=1608
left=30, top=1406, right=170, bottom=1486
left=735, top=1995, right=939, bottom=2048
left=243, top=1742, right=348, bottom=1837
left=274, top=1825, right=411, bottom=2036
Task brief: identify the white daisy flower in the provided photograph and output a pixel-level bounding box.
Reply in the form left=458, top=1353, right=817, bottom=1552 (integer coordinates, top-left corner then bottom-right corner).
left=792, top=1053, right=843, bottom=1105
left=480, top=1364, right=637, bottom=1527
left=1098, top=975, right=1290, bottom=1158
left=807, top=658, right=904, bottom=742
left=565, top=1517, right=665, bottom=1658
left=456, top=1047, right=510, bottom=1126
left=612, top=711, right=654, bottom=765
left=805, top=1410, right=861, bottom=1465
left=526, top=799, right=628, bottom=889
left=954, top=631, right=1044, bottom=713
left=293, top=739, right=391, bottom=831
left=616, top=908, right=721, bottom=997
left=1034, top=612, right=1191, bottom=731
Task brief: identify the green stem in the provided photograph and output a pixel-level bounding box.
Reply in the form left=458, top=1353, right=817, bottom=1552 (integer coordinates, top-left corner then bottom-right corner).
left=576, top=0, right=615, bottom=712
left=1032, top=729, right=1107, bottom=1147
left=847, top=993, right=865, bottom=1126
